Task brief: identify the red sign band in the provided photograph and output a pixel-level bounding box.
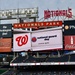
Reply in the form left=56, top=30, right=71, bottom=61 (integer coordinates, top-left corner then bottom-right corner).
left=13, top=21, right=62, bottom=28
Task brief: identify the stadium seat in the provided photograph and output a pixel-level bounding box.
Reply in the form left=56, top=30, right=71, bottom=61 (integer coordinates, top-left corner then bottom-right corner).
left=59, top=55, right=69, bottom=62
left=12, top=55, right=27, bottom=63
left=70, top=54, right=75, bottom=62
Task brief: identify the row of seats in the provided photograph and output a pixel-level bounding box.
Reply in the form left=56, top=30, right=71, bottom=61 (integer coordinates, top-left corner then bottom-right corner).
left=0, top=56, right=13, bottom=63
left=12, top=55, right=27, bottom=63
left=2, top=70, right=15, bottom=75
left=12, top=54, right=75, bottom=63
left=2, top=70, right=75, bottom=75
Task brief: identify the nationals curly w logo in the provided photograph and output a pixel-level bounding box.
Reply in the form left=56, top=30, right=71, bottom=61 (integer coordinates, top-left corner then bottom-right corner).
left=16, top=35, right=28, bottom=46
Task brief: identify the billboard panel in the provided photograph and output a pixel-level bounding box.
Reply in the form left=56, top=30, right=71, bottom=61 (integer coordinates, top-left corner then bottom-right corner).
left=44, top=8, right=72, bottom=19
left=31, top=29, right=63, bottom=51
left=64, top=20, right=75, bottom=35
left=64, top=36, right=75, bottom=50
left=0, top=38, right=12, bottom=52
left=13, top=21, right=62, bottom=28
left=13, top=33, right=31, bottom=52
left=0, top=24, right=12, bottom=38
left=0, top=7, right=38, bottom=19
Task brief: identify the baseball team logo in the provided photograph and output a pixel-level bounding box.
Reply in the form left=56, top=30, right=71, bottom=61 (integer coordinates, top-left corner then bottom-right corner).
left=16, top=35, right=28, bottom=46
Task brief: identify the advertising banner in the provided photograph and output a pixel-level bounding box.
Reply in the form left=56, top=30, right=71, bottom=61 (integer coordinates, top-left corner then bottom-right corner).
left=64, top=36, right=75, bottom=50
left=0, top=38, right=12, bottom=52
left=0, top=24, right=12, bottom=38
left=13, top=33, right=31, bottom=52
left=0, top=7, right=38, bottom=19
left=13, top=21, right=62, bottom=28
left=44, top=8, right=72, bottom=19
left=31, top=29, right=63, bottom=51
left=64, top=20, right=75, bottom=35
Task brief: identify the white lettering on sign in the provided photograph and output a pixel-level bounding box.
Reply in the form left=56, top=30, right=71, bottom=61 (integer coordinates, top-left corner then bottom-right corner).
left=65, top=44, right=75, bottom=49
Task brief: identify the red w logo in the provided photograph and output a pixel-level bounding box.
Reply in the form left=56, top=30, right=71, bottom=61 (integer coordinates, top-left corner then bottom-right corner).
left=16, top=35, right=28, bottom=46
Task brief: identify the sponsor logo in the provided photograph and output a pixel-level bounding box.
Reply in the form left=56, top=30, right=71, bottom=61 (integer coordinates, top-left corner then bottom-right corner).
left=70, top=25, right=75, bottom=29
left=16, top=35, right=28, bottom=46
left=0, top=38, right=11, bottom=52
left=0, top=42, right=10, bottom=47
left=65, top=25, right=75, bottom=30
left=65, top=44, right=75, bottom=49
left=64, top=25, right=69, bottom=30
left=0, top=39, right=11, bottom=47
left=32, top=35, right=57, bottom=42
left=32, top=37, right=37, bottom=42
left=37, top=35, right=57, bottom=40
left=64, top=36, right=75, bottom=50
